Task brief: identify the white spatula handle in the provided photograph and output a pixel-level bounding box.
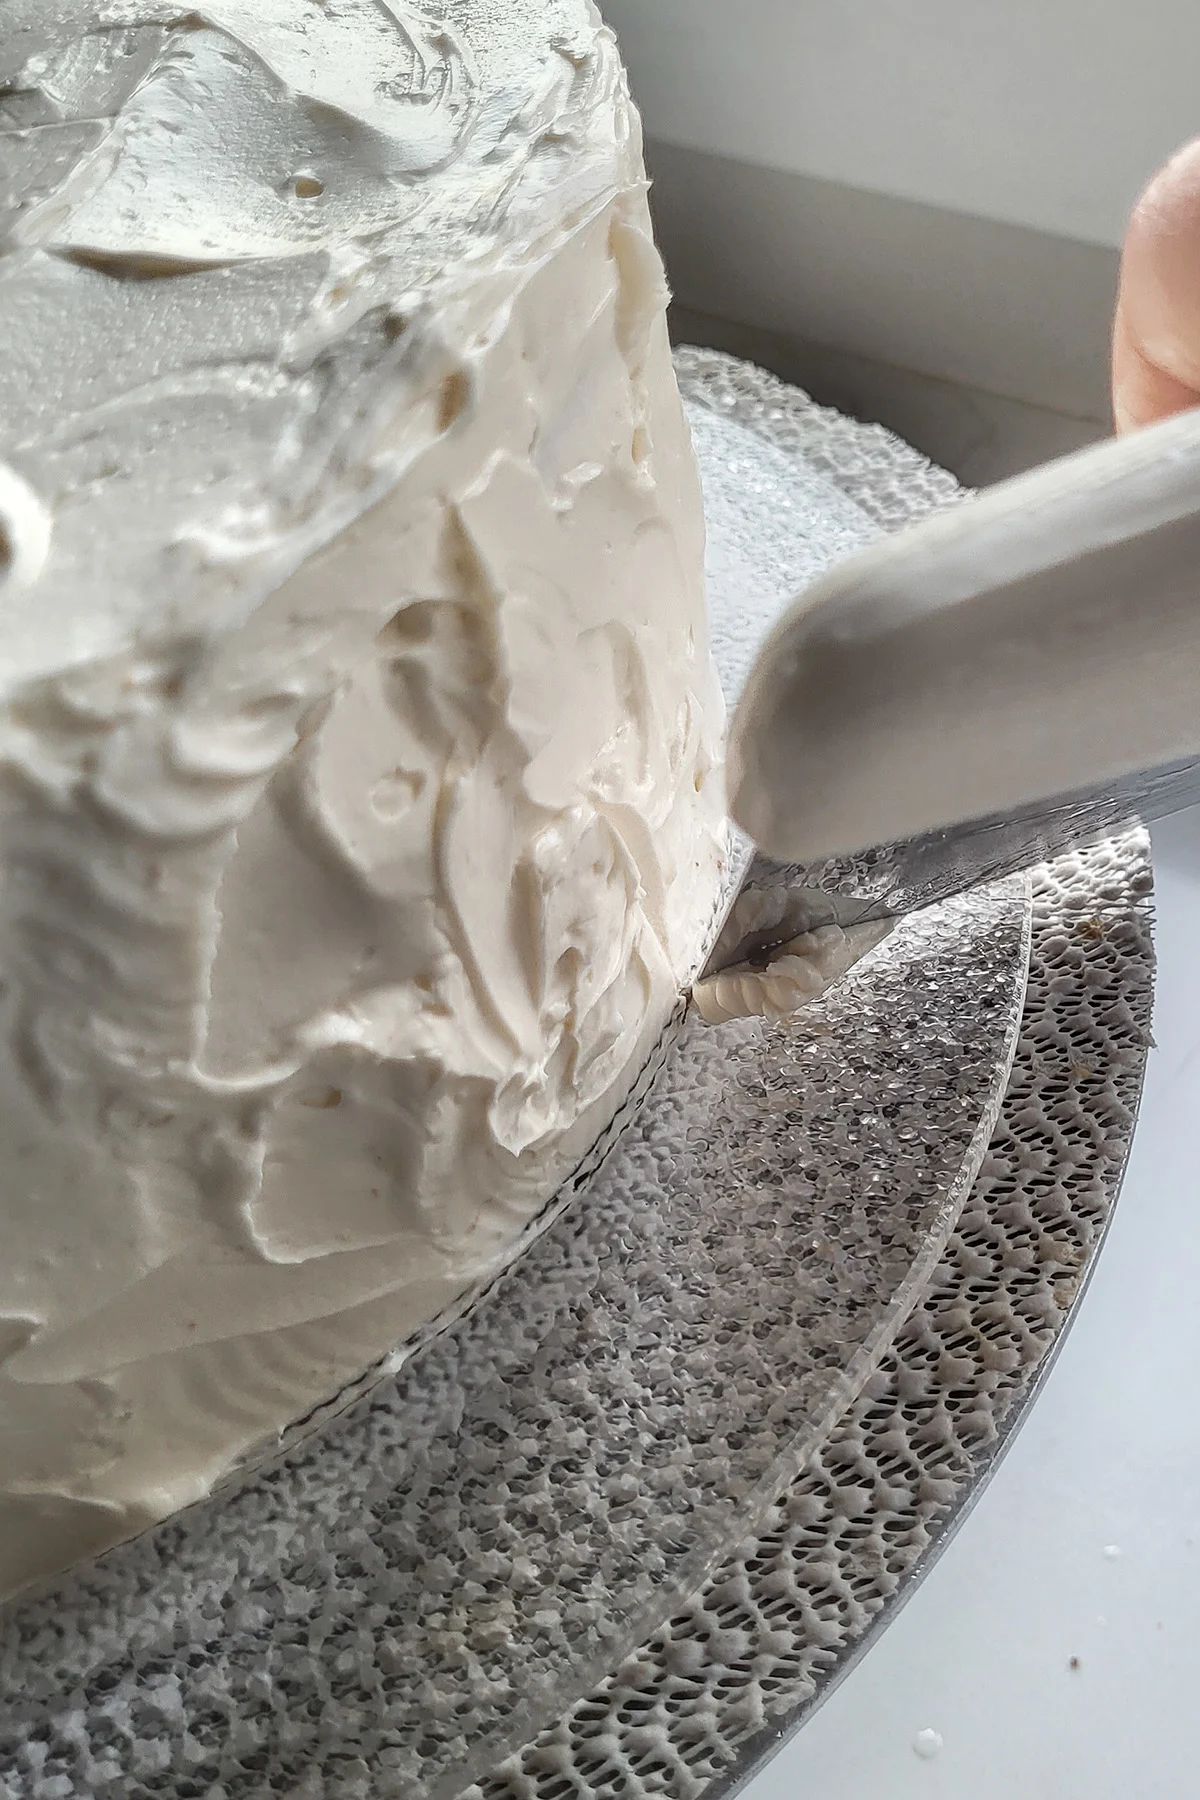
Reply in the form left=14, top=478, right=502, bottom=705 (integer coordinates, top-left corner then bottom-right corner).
left=730, top=406, right=1200, bottom=863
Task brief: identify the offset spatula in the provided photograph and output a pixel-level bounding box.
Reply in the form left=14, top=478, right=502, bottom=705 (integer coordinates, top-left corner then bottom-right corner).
left=724, top=404, right=1200, bottom=936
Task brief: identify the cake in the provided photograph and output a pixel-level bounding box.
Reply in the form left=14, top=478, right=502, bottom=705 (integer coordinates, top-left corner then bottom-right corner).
left=0, top=1, right=726, bottom=1599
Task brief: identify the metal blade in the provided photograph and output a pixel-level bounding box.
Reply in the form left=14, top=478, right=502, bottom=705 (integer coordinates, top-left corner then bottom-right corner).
left=707, top=756, right=1199, bottom=972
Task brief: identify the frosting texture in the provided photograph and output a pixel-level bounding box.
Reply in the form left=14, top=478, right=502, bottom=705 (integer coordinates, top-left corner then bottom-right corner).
left=0, top=1, right=726, bottom=1596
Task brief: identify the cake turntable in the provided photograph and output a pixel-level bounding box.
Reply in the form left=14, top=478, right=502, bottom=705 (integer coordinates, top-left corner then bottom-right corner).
left=0, top=354, right=1155, bottom=1800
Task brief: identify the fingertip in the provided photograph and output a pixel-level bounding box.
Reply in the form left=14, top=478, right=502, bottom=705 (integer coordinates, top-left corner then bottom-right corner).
left=1128, top=137, right=1200, bottom=242
left=1113, top=138, right=1200, bottom=432
left=1112, top=303, right=1200, bottom=433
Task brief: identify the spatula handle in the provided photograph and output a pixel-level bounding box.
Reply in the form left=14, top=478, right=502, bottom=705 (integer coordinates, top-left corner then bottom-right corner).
left=730, top=406, right=1200, bottom=863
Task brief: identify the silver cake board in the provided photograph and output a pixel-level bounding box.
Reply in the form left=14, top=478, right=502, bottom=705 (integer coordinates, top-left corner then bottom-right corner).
left=0, top=356, right=1155, bottom=1800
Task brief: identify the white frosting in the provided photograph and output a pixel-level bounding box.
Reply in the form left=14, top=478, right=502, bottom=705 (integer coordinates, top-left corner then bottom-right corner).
left=693, top=874, right=893, bottom=1025
left=692, top=920, right=893, bottom=1026
left=0, top=1, right=726, bottom=1597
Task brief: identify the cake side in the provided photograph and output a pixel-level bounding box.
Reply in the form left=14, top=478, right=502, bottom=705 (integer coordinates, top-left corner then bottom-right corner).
left=0, top=3, right=726, bottom=1597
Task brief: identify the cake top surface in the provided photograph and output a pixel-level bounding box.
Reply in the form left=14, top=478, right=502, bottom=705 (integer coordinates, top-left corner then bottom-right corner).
left=0, top=0, right=628, bottom=687
left=1, top=2, right=610, bottom=274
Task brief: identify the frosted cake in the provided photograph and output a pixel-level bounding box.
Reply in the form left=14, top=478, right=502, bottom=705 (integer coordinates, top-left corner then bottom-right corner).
left=0, top=1, right=726, bottom=1597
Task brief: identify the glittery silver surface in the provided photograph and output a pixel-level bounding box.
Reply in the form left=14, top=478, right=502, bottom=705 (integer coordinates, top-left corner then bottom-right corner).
left=0, top=355, right=1152, bottom=1800
left=0, top=885, right=1031, bottom=1800
left=469, top=834, right=1154, bottom=1800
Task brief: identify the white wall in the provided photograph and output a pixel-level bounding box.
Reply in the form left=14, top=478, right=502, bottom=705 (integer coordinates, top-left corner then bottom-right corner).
left=604, top=0, right=1200, bottom=248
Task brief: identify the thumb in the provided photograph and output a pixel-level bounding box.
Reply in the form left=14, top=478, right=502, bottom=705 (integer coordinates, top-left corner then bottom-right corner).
left=1112, top=138, right=1200, bottom=434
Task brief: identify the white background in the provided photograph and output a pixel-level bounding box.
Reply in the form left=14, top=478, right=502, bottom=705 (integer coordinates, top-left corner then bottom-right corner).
left=603, top=0, right=1200, bottom=246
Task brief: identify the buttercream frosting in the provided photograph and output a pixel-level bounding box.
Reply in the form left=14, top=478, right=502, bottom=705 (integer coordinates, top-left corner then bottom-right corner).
left=0, top=1, right=726, bottom=1597
left=693, top=920, right=893, bottom=1026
